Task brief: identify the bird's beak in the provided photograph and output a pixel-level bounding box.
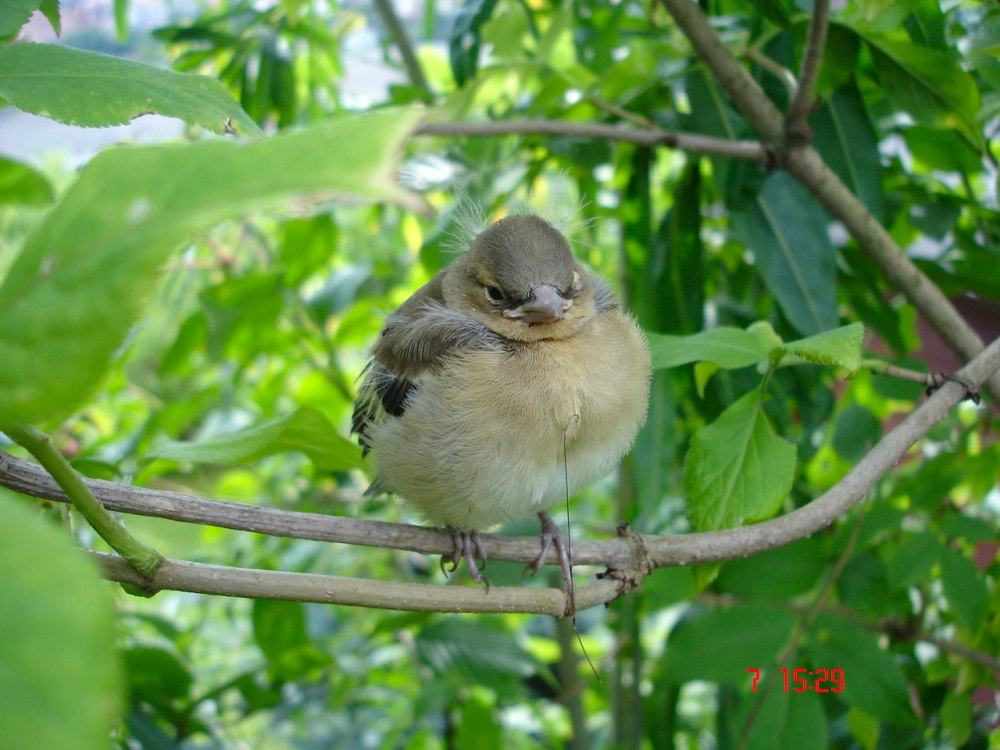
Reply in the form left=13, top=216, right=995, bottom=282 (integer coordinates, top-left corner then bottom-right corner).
left=503, top=285, right=572, bottom=325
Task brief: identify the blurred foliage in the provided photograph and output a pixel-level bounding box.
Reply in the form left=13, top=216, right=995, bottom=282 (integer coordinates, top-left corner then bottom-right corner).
left=1, top=0, right=999, bottom=748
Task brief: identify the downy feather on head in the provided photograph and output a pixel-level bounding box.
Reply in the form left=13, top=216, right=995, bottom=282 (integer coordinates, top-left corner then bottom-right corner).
left=443, top=176, right=592, bottom=256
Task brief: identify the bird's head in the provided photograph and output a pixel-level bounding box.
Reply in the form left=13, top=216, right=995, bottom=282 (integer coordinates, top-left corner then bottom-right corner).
left=443, top=214, right=598, bottom=342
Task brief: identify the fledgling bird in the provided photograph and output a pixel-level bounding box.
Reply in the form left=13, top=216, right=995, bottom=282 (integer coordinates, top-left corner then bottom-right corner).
left=352, top=213, right=651, bottom=594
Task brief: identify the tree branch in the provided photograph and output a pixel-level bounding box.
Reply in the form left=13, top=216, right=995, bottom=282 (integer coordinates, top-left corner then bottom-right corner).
left=3, top=336, right=997, bottom=614
left=656, top=0, right=1000, bottom=404
left=784, top=147, right=1000, bottom=401
left=786, top=0, right=830, bottom=136
left=94, top=552, right=623, bottom=616
left=415, top=120, right=767, bottom=163
left=659, top=0, right=785, bottom=145
left=3, top=424, right=163, bottom=579
left=645, top=334, right=999, bottom=565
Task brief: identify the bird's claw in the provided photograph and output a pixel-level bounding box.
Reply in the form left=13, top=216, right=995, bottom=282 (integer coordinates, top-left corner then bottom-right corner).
left=524, top=511, right=575, bottom=614
left=442, top=528, right=490, bottom=590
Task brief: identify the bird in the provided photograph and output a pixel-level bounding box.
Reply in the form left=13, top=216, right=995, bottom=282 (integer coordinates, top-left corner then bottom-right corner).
left=352, top=212, right=651, bottom=598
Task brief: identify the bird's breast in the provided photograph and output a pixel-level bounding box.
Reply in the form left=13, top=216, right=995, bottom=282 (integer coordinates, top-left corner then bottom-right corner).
left=369, top=311, right=651, bottom=529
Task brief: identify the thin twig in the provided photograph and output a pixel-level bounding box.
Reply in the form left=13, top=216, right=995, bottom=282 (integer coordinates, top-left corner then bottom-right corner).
left=371, top=0, right=432, bottom=97
left=863, top=359, right=936, bottom=387
left=744, top=47, right=797, bottom=98
left=915, top=631, right=1000, bottom=674
left=585, top=93, right=659, bottom=130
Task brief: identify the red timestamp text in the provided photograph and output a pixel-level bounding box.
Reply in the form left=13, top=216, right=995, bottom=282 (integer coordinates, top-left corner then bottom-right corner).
left=746, top=668, right=845, bottom=693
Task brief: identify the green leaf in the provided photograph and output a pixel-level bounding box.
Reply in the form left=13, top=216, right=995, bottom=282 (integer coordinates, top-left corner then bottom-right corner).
left=649, top=321, right=782, bottom=371
left=740, top=688, right=827, bottom=750
left=198, top=273, right=286, bottom=359
left=415, top=617, right=540, bottom=689
left=837, top=550, right=905, bottom=618
left=831, top=403, right=881, bottom=462
left=0, top=0, right=42, bottom=39
left=861, top=35, right=981, bottom=142
left=806, top=613, right=915, bottom=725
left=776, top=323, right=864, bottom=371
left=812, top=81, right=884, bottom=222
left=455, top=690, right=502, bottom=750
left=966, top=10, right=1000, bottom=90
left=940, top=691, right=973, bottom=748
left=748, top=0, right=791, bottom=28
left=731, top=173, right=838, bottom=336
left=939, top=547, right=989, bottom=633
left=886, top=532, right=942, bottom=590
left=0, top=109, right=422, bottom=427
left=233, top=673, right=282, bottom=711
left=38, top=0, right=59, bottom=35
left=939, top=512, right=999, bottom=543
left=816, top=24, right=860, bottom=94
left=683, top=390, right=797, bottom=532
left=637, top=163, right=704, bottom=334
left=717, top=537, right=826, bottom=597
left=902, top=126, right=983, bottom=175
left=123, top=646, right=191, bottom=710
left=662, top=603, right=795, bottom=684
left=684, top=69, right=754, bottom=209
left=0, top=498, right=122, bottom=750
left=846, top=707, right=880, bottom=750
left=252, top=600, right=330, bottom=680
left=909, top=194, right=962, bottom=240
left=0, top=156, right=54, bottom=206
left=449, top=0, right=500, bottom=86
left=253, top=600, right=309, bottom=662
left=844, top=0, right=924, bottom=30
left=150, top=407, right=361, bottom=471
left=0, top=43, right=260, bottom=135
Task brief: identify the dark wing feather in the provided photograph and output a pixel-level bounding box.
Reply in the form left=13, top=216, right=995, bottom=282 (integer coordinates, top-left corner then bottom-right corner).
left=351, top=288, right=504, bottom=455
left=352, top=361, right=413, bottom=455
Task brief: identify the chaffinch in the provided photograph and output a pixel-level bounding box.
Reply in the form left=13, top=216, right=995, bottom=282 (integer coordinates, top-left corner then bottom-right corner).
left=353, top=213, right=651, bottom=595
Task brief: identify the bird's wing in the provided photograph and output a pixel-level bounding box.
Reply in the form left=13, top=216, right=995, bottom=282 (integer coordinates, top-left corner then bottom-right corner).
left=352, top=286, right=504, bottom=454
left=592, top=275, right=619, bottom=313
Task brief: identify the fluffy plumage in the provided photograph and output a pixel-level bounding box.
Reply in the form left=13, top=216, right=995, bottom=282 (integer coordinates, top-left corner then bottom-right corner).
left=353, top=214, right=651, bottom=587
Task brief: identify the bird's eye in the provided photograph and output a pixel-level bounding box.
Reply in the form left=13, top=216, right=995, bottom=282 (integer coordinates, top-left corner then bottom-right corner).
left=485, top=285, right=504, bottom=302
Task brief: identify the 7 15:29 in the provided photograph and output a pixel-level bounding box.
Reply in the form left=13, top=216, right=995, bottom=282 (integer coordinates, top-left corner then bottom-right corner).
left=747, top=668, right=845, bottom=693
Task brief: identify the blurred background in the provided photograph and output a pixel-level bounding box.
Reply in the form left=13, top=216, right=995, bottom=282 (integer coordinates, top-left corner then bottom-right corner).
left=1, top=0, right=998, bottom=748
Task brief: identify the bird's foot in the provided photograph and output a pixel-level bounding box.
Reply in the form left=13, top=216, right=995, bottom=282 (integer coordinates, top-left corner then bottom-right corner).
left=524, top=511, right=575, bottom=614
left=442, top=528, right=490, bottom=590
